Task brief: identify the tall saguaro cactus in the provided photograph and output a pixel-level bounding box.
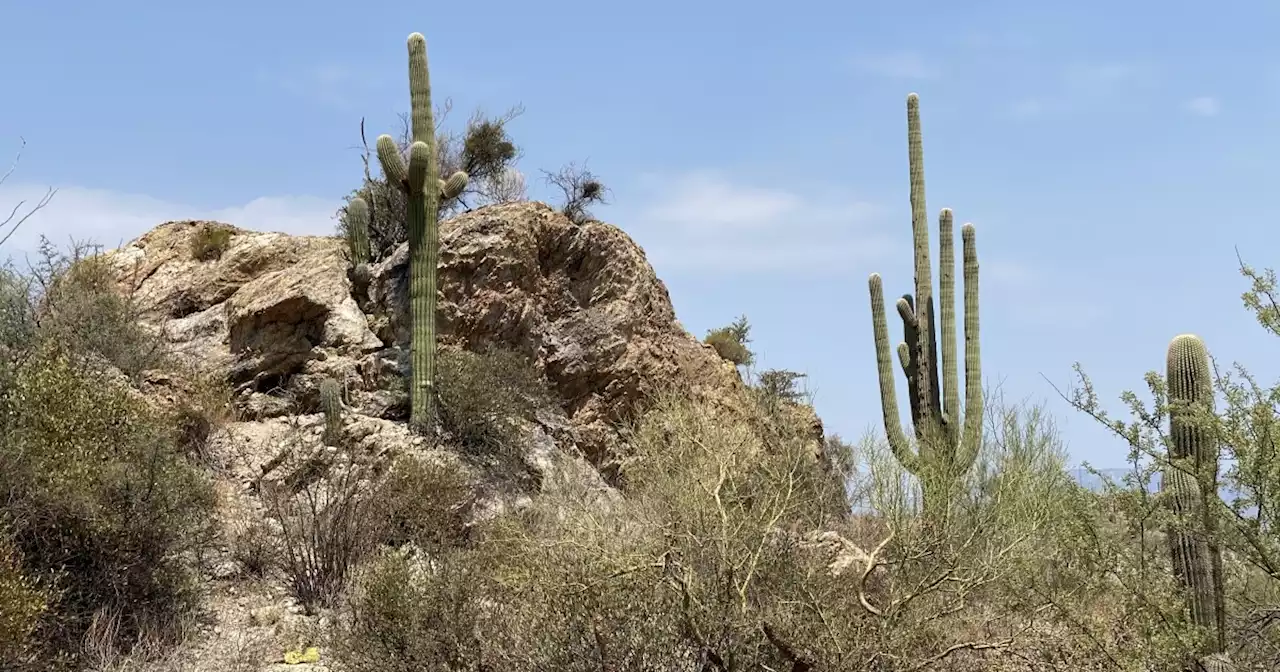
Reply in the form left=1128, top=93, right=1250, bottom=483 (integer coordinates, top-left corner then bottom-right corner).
left=1163, top=334, right=1232, bottom=669
left=373, top=33, right=468, bottom=433
left=867, top=93, right=983, bottom=518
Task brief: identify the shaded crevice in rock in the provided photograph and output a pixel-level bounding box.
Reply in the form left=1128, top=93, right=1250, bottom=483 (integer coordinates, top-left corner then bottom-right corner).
left=103, top=202, right=810, bottom=471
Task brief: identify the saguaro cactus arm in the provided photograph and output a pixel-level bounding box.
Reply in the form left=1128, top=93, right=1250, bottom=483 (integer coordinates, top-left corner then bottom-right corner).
left=377, top=135, right=408, bottom=186
left=957, top=222, right=983, bottom=471
left=870, top=273, right=919, bottom=474
left=938, top=208, right=958, bottom=432
left=439, top=171, right=468, bottom=200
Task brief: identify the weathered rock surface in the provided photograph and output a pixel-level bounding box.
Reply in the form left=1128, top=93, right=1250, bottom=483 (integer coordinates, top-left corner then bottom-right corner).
left=91, top=200, right=829, bottom=672
left=104, top=202, right=763, bottom=468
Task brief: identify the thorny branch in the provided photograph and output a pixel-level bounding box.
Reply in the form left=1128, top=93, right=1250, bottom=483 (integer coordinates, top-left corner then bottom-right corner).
left=0, top=138, right=56, bottom=248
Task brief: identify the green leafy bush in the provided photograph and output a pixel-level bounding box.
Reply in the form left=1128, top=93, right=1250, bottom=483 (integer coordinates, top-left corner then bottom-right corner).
left=704, top=314, right=754, bottom=367
left=0, top=532, right=48, bottom=670
left=189, top=223, right=233, bottom=261
left=375, top=455, right=475, bottom=550
left=435, top=346, right=550, bottom=460
left=0, top=348, right=216, bottom=662
left=31, top=243, right=166, bottom=380
left=338, top=546, right=494, bottom=672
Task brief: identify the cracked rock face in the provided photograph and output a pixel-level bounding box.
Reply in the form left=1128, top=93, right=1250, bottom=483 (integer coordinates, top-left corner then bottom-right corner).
left=104, top=202, right=786, bottom=468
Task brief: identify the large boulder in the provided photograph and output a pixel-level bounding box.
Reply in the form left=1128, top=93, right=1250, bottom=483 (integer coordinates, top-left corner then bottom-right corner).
left=103, top=202, right=771, bottom=467
left=367, top=201, right=745, bottom=463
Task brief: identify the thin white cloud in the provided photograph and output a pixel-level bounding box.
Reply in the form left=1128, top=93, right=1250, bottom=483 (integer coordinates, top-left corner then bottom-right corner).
left=1007, top=98, right=1046, bottom=119
left=852, top=51, right=938, bottom=79
left=957, top=31, right=1037, bottom=50
left=0, top=182, right=340, bottom=260
left=983, top=258, right=1105, bottom=328
left=616, top=170, right=895, bottom=274
left=1007, top=62, right=1152, bottom=119
left=1183, top=96, right=1221, bottom=117
left=1063, top=63, right=1145, bottom=90
left=256, top=64, right=379, bottom=110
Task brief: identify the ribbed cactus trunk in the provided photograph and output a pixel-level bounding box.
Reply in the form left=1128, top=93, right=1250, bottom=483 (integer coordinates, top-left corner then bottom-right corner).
left=1163, top=335, right=1232, bottom=669
left=373, top=34, right=439, bottom=434
left=372, top=33, right=470, bottom=435
left=867, top=93, right=983, bottom=520
left=320, top=377, right=342, bottom=447
left=345, top=197, right=373, bottom=301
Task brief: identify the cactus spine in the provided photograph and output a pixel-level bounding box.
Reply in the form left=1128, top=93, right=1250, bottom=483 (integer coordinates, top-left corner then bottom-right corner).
left=374, top=33, right=467, bottom=433
left=1163, top=334, right=1233, bottom=669
left=320, top=377, right=342, bottom=447
left=867, top=93, right=982, bottom=518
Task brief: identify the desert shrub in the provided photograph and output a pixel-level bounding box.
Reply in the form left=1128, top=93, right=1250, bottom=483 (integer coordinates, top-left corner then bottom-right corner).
left=704, top=314, right=754, bottom=367
left=335, top=457, right=484, bottom=670
left=189, top=223, right=233, bottom=261
left=338, top=546, right=496, bottom=672
left=30, top=240, right=166, bottom=380
left=265, top=419, right=398, bottom=611
left=542, top=161, right=609, bottom=224
left=337, top=106, right=525, bottom=263
left=229, top=519, right=279, bottom=580
left=435, top=346, right=550, bottom=461
left=375, top=454, right=475, bottom=549
left=337, top=386, right=1131, bottom=670
left=168, top=365, right=236, bottom=465
left=271, top=471, right=379, bottom=610
left=753, top=368, right=808, bottom=403
left=0, top=531, right=49, bottom=670
left=0, top=348, right=217, bottom=663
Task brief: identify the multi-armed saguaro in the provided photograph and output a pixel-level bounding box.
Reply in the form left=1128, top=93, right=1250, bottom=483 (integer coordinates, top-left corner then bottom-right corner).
left=1163, top=334, right=1233, bottom=670
left=349, top=33, right=468, bottom=433
left=867, top=93, right=983, bottom=518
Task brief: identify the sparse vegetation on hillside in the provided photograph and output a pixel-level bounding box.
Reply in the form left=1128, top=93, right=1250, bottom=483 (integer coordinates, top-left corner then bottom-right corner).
left=190, top=223, right=233, bottom=261
left=543, top=161, right=610, bottom=224
left=436, top=346, right=551, bottom=465
left=704, top=314, right=754, bottom=367
left=336, top=105, right=526, bottom=265
left=0, top=242, right=218, bottom=669
left=10, top=30, right=1280, bottom=672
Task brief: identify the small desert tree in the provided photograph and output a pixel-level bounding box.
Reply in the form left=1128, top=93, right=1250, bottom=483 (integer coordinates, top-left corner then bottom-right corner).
left=704, top=314, right=755, bottom=368
left=542, top=161, right=609, bottom=225
left=337, top=103, right=526, bottom=263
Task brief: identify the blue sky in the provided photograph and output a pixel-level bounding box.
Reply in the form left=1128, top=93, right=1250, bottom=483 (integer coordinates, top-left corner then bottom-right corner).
left=0, top=0, right=1277, bottom=469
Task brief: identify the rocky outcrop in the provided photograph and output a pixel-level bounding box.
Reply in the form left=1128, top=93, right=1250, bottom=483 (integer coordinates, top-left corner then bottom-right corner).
left=102, top=202, right=778, bottom=471
left=91, top=200, right=829, bottom=672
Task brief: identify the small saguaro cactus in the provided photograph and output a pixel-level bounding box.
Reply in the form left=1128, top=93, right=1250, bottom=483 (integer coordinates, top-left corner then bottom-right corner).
left=346, top=197, right=371, bottom=268
left=1162, top=334, right=1233, bottom=668
left=373, top=32, right=469, bottom=434
left=867, top=93, right=983, bottom=519
left=345, top=197, right=373, bottom=297
left=320, top=377, right=343, bottom=447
